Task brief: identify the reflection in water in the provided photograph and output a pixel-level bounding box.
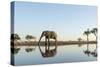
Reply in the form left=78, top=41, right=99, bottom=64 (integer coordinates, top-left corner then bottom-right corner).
left=39, top=46, right=57, bottom=57
left=38, top=41, right=57, bottom=58
left=83, top=50, right=91, bottom=57
left=83, top=43, right=90, bottom=57
left=11, top=47, right=20, bottom=54
left=91, top=50, right=97, bottom=57
left=25, top=46, right=36, bottom=53
left=14, top=44, right=97, bottom=65
left=91, top=44, right=97, bottom=57
left=78, top=44, right=82, bottom=47
left=83, top=44, right=97, bottom=57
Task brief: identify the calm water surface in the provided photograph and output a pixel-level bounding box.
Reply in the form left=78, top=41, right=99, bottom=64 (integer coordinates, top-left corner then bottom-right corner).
left=12, top=44, right=97, bottom=66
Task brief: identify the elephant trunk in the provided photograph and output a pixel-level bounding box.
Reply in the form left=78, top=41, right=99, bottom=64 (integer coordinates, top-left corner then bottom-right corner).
left=38, top=37, right=42, bottom=46
left=38, top=32, right=45, bottom=53
left=38, top=33, right=44, bottom=56
left=38, top=32, right=44, bottom=46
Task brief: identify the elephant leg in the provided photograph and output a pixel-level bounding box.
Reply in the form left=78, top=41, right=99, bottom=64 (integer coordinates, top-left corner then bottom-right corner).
left=55, top=38, right=57, bottom=50
left=45, top=37, right=48, bottom=52
left=48, top=38, right=50, bottom=51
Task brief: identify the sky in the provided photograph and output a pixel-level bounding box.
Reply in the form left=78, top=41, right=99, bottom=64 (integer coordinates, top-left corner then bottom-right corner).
left=12, top=1, right=97, bottom=41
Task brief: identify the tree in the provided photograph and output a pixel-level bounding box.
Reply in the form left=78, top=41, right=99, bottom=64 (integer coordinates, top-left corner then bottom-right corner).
left=91, top=28, right=98, bottom=49
left=83, top=28, right=91, bottom=55
left=83, top=28, right=90, bottom=43
left=78, top=38, right=82, bottom=42
left=25, top=35, right=36, bottom=42
left=77, top=38, right=82, bottom=47
left=91, top=28, right=98, bottom=42
left=11, top=33, right=20, bottom=41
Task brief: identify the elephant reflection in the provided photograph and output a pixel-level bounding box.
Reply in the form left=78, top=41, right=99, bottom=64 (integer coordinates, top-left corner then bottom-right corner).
left=38, top=31, right=57, bottom=57
left=25, top=46, right=36, bottom=53
left=39, top=46, right=57, bottom=57
left=11, top=47, right=20, bottom=54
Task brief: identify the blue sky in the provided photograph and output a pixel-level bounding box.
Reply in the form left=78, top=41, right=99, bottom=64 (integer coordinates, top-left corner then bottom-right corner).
left=13, top=1, right=97, bottom=41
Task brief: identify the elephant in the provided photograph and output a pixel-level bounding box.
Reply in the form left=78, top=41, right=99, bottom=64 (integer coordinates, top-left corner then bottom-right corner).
left=38, top=30, right=57, bottom=50
left=38, top=30, right=57, bottom=57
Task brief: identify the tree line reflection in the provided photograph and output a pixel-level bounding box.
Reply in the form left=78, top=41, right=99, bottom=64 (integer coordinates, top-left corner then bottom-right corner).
left=11, top=44, right=97, bottom=58
left=83, top=43, right=97, bottom=57
left=11, top=46, right=36, bottom=54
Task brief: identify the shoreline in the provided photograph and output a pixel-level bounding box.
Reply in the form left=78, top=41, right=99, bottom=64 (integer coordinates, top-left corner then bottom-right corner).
left=11, top=41, right=97, bottom=46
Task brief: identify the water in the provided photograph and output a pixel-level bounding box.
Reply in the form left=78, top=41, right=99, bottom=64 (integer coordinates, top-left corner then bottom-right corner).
left=11, top=44, right=97, bottom=66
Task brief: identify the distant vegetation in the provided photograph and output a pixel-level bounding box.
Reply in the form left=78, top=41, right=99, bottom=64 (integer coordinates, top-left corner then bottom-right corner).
left=83, top=28, right=97, bottom=42
left=25, top=35, right=36, bottom=42
left=11, top=28, right=98, bottom=46
left=11, top=33, right=20, bottom=41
